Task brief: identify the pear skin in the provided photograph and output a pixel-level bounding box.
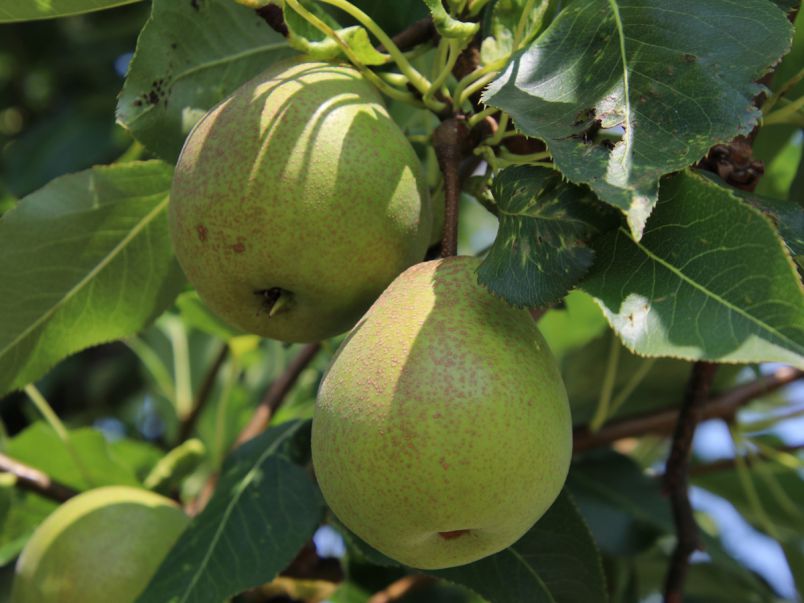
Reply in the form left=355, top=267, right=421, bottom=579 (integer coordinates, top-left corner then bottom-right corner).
left=170, top=60, right=431, bottom=342
left=312, top=256, right=572, bottom=569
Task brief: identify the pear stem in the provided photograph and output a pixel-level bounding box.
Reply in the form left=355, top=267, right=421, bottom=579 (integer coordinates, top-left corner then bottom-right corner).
left=433, top=117, right=470, bottom=257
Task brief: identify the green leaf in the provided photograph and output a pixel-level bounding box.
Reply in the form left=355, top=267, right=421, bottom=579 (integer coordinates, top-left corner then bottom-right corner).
left=421, top=0, right=479, bottom=41
left=176, top=291, right=244, bottom=340
left=137, top=420, right=325, bottom=603
left=740, top=190, right=804, bottom=273
left=116, top=0, right=297, bottom=162
left=539, top=290, right=608, bottom=363
left=782, top=539, right=804, bottom=600
left=563, top=330, right=690, bottom=426
left=581, top=170, right=804, bottom=367
left=432, top=491, right=607, bottom=603
left=567, top=450, right=670, bottom=554
left=477, top=165, right=619, bottom=307
left=0, top=489, right=56, bottom=565
left=480, top=0, right=549, bottom=64
left=0, top=161, right=184, bottom=397
left=5, top=423, right=156, bottom=490
left=693, top=458, right=804, bottom=540
left=0, top=0, right=140, bottom=22
left=483, top=0, right=793, bottom=237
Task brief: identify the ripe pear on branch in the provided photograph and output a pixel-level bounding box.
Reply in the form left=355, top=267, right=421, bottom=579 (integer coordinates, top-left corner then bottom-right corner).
left=312, top=256, right=572, bottom=569
left=170, top=59, right=432, bottom=343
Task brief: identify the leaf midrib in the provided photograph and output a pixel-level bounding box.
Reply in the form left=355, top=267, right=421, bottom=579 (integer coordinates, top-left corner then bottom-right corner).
left=623, top=226, right=804, bottom=356
left=177, top=423, right=301, bottom=602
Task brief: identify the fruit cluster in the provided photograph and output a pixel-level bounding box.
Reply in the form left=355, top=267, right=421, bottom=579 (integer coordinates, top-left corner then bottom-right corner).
left=12, top=60, right=571, bottom=601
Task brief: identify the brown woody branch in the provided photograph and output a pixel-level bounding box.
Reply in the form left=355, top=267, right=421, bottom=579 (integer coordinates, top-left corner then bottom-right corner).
left=256, top=4, right=289, bottom=37
left=235, top=342, right=321, bottom=447
left=662, top=362, right=718, bottom=603
left=176, top=344, right=230, bottom=445
left=0, top=453, right=78, bottom=503
left=384, top=17, right=437, bottom=52
left=187, top=342, right=321, bottom=516
left=368, top=575, right=437, bottom=603
left=572, top=366, right=803, bottom=453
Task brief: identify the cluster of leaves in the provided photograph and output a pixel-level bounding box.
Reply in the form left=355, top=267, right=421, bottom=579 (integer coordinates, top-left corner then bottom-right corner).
left=0, top=0, right=803, bottom=602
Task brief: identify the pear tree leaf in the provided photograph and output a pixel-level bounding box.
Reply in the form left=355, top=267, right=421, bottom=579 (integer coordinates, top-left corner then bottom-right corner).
left=480, top=0, right=549, bottom=64
left=433, top=490, right=607, bottom=603
left=283, top=1, right=387, bottom=65
left=0, top=0, right=140, bottom=22
left=739, top=191, right=804, bottom=273
left=5, top=423, right=162, bottom=490
left=567, top=450, right=670, bottom=555
left=482, top=0, right=793, bottom=237
left=421, top=0, right=479, bottom=41
left=539, top=290, right=608, bottom=363
left=581, top=170, right=804, bottom=367
left=0, top=161, right=184, bottom=397
left=477, top=165, right=619, bottom=307
left=137, top=420, right=325, bottom=603
left=0, top=488, right=56, bottom=565
left=693, top=458, right=804, bottom=540
left=117, top=0, right=297, bottom=162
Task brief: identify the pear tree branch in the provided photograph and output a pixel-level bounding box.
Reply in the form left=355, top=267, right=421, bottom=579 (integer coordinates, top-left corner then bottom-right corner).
left=368, top=575, right=437, bottom=603
left=235, top=342, right=321, bottom=446
left=572, top=366, right=803, bottom=453
left=662, top=361, right=718, bottom=603
left=0, top=452, right=78, bottom=503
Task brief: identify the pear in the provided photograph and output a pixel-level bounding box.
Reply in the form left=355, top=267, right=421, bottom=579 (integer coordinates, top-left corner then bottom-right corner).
left=169, top=60, right=432, bottom=342
left=312, top=256, right=572, bottom=569
left=12, top=486, right=188, bottom=603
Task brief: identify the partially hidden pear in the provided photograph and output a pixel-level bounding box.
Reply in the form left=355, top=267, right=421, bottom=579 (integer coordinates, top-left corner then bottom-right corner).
left=312, top=256, right=572, bottom=569
left=169, top=60, right=432, bottom=342
left=12, top=486, right=189, bottom=603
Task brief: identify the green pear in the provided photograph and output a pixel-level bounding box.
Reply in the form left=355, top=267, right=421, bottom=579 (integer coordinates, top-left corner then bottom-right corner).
left=169, top=59, right=432, bottom=343
left=12, top=486, right=189, bottom=603
left=312, top=256, right=572, bottom=569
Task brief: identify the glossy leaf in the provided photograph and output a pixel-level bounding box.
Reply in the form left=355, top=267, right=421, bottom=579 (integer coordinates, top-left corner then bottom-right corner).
left=117, top=0, right=297, bottom=162
left=138, top=420, right=325, bottom=603
left=0, top=161, right=184, bottom=397
left=0, top=0, right=140, bottom=22
left=433, top=491, right=607, bottom=603
left=581, top=170, right=804, bottom=367
left=478, top=165, right=619, bottom=307
left=483, top=0, right=793, bottom=237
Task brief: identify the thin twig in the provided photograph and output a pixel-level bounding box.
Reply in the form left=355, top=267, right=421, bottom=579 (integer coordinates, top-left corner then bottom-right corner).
left=176, top=344, right=230, bottom=445
left=382, top=17, right=436, bottom=52
left=368, top=575, right=437, bottom=603
left=572, top=366, right=803, bottom=453
left=662, top=362, right=718, bottom=603
left=433, top=117, right=470, bottom=257
left=0, top=453, right=78, bottom=503
left=234, top=342, right=321, bottom=447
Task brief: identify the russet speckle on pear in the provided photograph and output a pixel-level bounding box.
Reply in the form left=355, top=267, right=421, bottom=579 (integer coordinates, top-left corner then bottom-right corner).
left=312, top=256, right=572, bottom=569
left=169, top=59, right=432, bottom=342
left=12, top=486, right=188, bottom=603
